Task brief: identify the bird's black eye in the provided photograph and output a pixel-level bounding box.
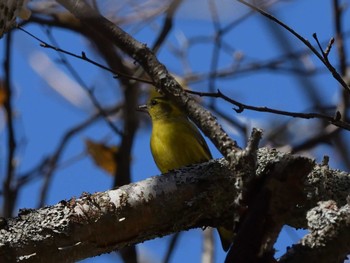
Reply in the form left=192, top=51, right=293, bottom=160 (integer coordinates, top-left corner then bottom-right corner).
left=150, top=99, right=158, bottom=106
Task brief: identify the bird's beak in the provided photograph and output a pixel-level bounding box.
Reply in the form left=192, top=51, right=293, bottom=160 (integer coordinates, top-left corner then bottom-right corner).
left=137, top=104, right=148, bottom=113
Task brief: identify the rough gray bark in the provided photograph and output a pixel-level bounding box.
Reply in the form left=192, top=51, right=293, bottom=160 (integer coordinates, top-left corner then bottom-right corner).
left=0, top=157, right=235, bottom=263
left=2, top=146, right=349, bottom=263
left=279, top=201, right=350, bottom=263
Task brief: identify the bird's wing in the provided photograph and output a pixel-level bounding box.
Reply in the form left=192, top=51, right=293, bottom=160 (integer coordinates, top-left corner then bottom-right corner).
left=187, top=121, right=212, bottom=159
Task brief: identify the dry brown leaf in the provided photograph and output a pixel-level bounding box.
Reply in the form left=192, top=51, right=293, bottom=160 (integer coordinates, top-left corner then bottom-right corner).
left=85, top=138, right=119, bottom=176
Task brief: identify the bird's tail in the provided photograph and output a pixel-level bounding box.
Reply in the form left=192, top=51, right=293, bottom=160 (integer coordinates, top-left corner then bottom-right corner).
left=217, top=227, right=234, bottom=252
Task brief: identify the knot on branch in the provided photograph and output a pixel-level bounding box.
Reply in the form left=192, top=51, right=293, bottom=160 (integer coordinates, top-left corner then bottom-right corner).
left=226, top=128, right=263, bottom=196
left=225, top=144, right=315, bottom=263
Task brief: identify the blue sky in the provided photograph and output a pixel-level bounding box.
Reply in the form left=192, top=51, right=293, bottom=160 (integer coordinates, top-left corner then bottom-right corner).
left=0, top=0, right=349, bottom=262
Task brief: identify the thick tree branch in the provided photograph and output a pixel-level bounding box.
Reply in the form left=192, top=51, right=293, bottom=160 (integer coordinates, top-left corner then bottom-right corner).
left=225, top=146, right=314, bottom=263
left=279, top=201, right=350, bottom=263
left=0, top=147, right=326, bottom=263
left=0, top=159, right=235, bottom=263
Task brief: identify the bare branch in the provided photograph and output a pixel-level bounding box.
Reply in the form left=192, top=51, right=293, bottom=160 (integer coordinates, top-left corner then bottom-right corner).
left=18, top=26, right=153, bottom=85
left=163, top=233, right=181, bottom=263
left=236, top=0, right=350, bottom=95
left=0, top=147, right=335, bottom=263
left=2, top=32, right=17, bottom=217
left=56, top=0, right=241, bottom=162
left=151, top=0, right=184, bottom=53
left=187, top=89, right=350, bottom=131
left=0, top=158, right=236, bottom=263
left=36, top=105, right=122, bottom=208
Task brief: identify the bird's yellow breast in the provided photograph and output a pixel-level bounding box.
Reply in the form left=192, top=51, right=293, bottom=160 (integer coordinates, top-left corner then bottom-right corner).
left=150, top=117, right=211, bottom=173
left=144, top=96, right=233, bottom=251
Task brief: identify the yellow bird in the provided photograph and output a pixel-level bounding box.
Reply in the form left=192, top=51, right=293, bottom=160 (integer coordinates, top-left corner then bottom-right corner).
left=139, top=96, right=233, bottom=251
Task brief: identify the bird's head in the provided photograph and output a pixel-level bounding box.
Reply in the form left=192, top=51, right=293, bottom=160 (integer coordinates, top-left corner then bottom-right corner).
left=138, top=97, right=185, bottom=120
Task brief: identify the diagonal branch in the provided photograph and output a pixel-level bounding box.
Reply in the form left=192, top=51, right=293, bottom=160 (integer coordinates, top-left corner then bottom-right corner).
left=151, top=0, right=184, bottom=53
left=55, top=0, right=241, bottom=162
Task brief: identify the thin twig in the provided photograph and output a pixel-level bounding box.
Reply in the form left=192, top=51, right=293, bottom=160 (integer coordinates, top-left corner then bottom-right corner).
left=163, top=233, right=181, bottom=263
left=187, top=89, right=350, bottom=130
left=2, top=32, right=17, bottom=217
left=44, top=27, right=123, bottom=136
left=291, top=126, right=340, bottom=154
left=207, top=104, right=248, bottom=143
left=16, top=107, right=119, bottom=189
left=208, top=0, right=222, bottom=108
left=236, top=0, right=350, bottom=95
left=152, top=0, right=184, bottom=53
left=37, top=105, right=122, bottom=208
left=17, top=26, right=153, bottom=85
left=184, top=31, right=350, bottom=84
left=56, top=0, right=240, bottom=160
